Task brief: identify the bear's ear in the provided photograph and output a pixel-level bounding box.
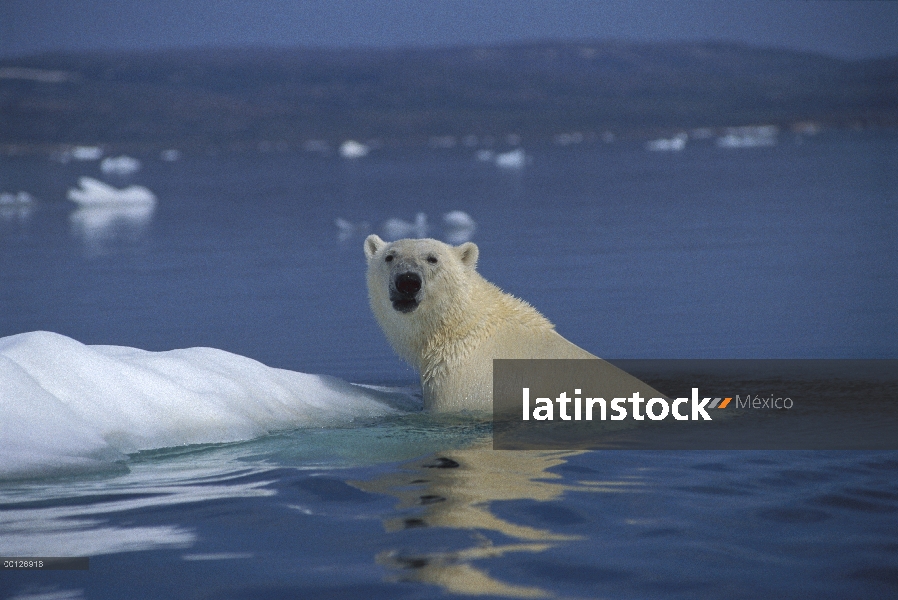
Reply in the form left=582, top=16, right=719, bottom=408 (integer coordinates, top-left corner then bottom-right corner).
left=364, top=234, right=386, bottom=260
left=455, top=242, right=479, bottom=269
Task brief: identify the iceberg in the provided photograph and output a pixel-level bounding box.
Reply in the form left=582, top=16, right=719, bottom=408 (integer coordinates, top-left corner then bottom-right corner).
left=646, top=134, right=688, bottom=152
left=495, top=148, right=527, bottom=169
left=443, top=210, right=475, bottom=230
left=70, top=146, right=104, bottom=161
left=334, top=217, right=371, bottom=242
left=0, top=191, right=34, bottom=205
left=382, top=212, right=428, bottom=240
left=67, top=177, right=156, bottom=206
left=0, top=331, right=418, bottom=479
left=443, top=211, right=476, bottom=244
left=339, top=140, right=370, bottom=159
left=0, top=191, right=34, bottom=222
left=717, top=126, right=778, bottom=149
left=100, top=155, right=141, bottom=175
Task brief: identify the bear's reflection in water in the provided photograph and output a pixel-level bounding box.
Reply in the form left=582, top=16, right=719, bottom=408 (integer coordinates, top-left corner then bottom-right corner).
left=352, top=443, right=642, bottom=597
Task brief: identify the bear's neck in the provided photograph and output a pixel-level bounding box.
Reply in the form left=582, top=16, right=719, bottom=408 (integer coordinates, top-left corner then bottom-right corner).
left=409, top=277, right=553, bottom=386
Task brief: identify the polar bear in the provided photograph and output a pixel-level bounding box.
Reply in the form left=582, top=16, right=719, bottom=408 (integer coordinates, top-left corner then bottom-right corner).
left=364, top=235, right=660, bottom=412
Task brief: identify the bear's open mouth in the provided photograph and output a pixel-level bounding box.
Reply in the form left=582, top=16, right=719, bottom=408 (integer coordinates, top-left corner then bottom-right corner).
left=390, top=297, right=419, bottom=313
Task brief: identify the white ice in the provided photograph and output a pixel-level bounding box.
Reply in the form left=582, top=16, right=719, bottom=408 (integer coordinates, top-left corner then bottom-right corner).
left=442, top=210, right=475, bottom=229
left=494, top=148, right=527, bottom=169
left=0, top=191, right=34, bottom=205
left=717, top=126, right=778, bottom=149
left=67, top=177, right=156, bottom=206
left=646, top=134, right=688, bottom=152
left=0, top=331, right=417, bottom=479
left=100, top=155, right=141, bottom=175
left=70, top=146, right=103, bottom=161
left=382, top=212, right=428, bottom=240
left=442, top=211, right=476, bottom=244
left=334, top=217, right=371, bottom=242
left=339, top=140, right=370, bottom=159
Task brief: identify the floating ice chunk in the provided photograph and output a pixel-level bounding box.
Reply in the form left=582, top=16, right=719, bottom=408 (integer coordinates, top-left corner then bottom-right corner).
left=67, top=177, right=156, bottom=205
left=646, top=134, right=687, bottom=152
left=339, top=140, right=370, bottom=159
left=335, top=217, right=370, bottom=242
left=443, top=211, right=476, bottom=244
left=382, top=213, right=427, bottom=240
left=717, top=126, right=778, bottom=149
left=495, top=148, right=526, bottom=169
left=52, top=146, right=103, bottom=163
left=0, top=191, right=34, bottom=205
left=0, top=192, right=34, bottom=222
left=70, top=146, right=104, bottom=161
left=100, top=155, right=141, bottom=175
left=336, top=217, right=354, bottom=239
left=0, top=331, right=418, bottom=478
left=443, top=210, right=475, bottom=229
left=160, top=149, right=181, bottom=161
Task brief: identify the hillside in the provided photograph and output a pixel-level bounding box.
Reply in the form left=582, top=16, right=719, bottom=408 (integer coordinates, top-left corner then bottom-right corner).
left=1, top=41, right=896, bottom=152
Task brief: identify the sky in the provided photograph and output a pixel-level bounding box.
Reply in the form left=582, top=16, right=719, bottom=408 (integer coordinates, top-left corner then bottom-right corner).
left=1, top=0, right=897, bottom=60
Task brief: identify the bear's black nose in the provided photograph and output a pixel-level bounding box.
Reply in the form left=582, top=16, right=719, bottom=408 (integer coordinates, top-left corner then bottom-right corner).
left=395, top=272, right=422, bottom=297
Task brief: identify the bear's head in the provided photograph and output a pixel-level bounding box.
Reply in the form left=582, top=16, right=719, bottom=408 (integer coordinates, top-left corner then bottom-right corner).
left=364, top=235, right=479, bottom=317
left=364, top=235, right=482, bottom=368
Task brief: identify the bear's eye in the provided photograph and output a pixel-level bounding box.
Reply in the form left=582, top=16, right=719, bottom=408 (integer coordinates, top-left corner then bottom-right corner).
left=426, top=255, right=438, bottom=264
left=385, top=255, right=394, bottom=263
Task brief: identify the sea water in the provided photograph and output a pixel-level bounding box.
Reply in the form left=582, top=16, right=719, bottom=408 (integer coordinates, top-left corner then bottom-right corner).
left=1, top=131, right=897, bottom=598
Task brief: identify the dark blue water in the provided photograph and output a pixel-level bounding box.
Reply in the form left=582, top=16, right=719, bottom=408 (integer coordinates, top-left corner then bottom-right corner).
left=1, top=131, right=897, bottom=599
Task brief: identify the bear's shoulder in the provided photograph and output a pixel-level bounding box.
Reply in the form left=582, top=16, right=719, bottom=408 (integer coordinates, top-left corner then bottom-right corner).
left=469, top=276, right=554, bottom=330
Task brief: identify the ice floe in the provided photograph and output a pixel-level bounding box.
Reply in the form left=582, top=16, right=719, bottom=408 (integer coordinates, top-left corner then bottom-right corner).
left=100, top=155, right=141, bottom=175
left=717, top=126, right=778, bottom=149
left=442, top=211, right=476, bottom=244
left=0, top=331, right=418, bottom=478
left=494, top=148, right=527, bottom=169
left=339, top=140, right=370, bottom=159
left=67, top=177, right=156, bottom=206
left=382, top=212, right=428, bottom=240
left=646, top=134, right=688, bottom=152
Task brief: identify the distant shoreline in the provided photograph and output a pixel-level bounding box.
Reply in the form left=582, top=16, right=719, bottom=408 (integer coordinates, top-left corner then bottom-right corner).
left=1, top=41, right=895, bottom=155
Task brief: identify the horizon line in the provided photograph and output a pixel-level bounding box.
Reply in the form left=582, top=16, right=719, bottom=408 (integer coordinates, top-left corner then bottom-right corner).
left=3, top=37, right=896, bottom=63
